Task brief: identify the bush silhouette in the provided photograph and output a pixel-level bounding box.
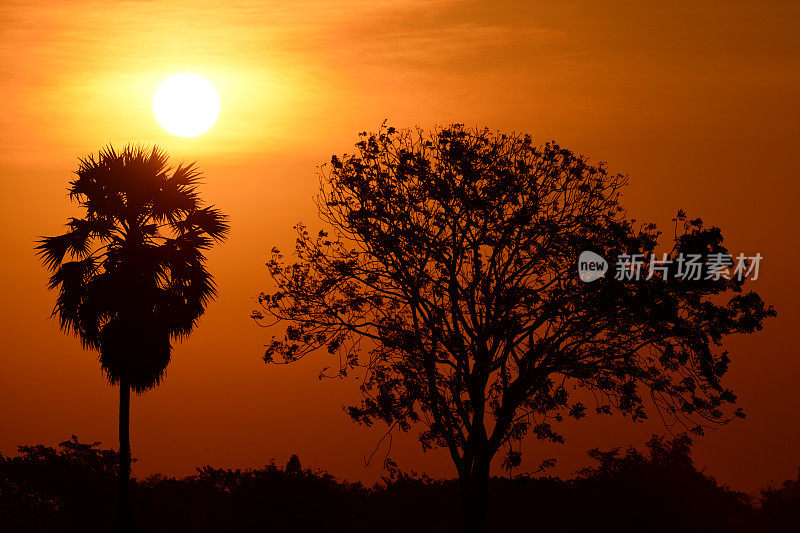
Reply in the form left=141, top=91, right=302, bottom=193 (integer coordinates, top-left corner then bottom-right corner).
left=2, top=434, right=795, bottom=532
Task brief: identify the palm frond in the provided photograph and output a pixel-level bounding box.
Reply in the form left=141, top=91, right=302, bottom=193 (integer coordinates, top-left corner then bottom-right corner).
left=170, top=162, right=203, bottom=187
left=64, top=218, right=96, bottom=257
left=76, top=272, right=115, bottom=349
left=49, top=257, right=98, bottom=336
left=160, top=270, right=216, bottom=339
left=37, top=217, right=116, bottom=271
left=178, top=207, right=230, bottom=242
left=151, top=180, right=198, bottom=223
left=36, top=234, right=71, bottom=271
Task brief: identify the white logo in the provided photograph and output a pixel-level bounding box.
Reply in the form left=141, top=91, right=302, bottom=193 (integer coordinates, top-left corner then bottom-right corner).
left=578, top=251, right=762, bottom=283
left=578, top=251, right=608, bottom=282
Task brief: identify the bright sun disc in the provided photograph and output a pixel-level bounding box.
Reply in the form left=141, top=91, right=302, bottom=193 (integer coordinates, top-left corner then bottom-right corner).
left=153, top=73, right=220, bottom=138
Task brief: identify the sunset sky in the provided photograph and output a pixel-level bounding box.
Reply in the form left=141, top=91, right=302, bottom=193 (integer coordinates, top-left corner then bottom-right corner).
left=1, top=0, right=798, bottom=492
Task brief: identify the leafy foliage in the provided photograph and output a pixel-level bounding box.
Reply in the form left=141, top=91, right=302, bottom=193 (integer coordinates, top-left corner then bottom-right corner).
left=759, top=467, right=800, bottom=530
left=3, top=434, right=795, bottom=532
left=0, top=437, right=118, bottom=531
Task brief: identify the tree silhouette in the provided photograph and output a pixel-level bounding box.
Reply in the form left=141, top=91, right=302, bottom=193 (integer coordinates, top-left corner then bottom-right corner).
left=254, top=125, right=774, bottom=533
left=37, top=145, right=228, bottom=531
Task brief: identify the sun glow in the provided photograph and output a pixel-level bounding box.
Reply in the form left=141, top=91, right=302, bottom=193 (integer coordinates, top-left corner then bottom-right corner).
left=153, top=73, right=220, bottom=138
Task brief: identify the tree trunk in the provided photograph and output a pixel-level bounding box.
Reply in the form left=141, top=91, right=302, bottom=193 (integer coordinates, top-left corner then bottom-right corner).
left=117, top=378, right=131, bottom=532
left=458, top=459, right=490, bottom=533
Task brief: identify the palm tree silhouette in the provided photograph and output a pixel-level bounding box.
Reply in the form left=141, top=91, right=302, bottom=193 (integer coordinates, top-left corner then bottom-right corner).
left=36, top=145, right=228, bottom=531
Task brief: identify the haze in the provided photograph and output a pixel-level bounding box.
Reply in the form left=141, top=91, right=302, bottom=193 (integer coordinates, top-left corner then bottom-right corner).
left=1, top=0, right=798, bottom=491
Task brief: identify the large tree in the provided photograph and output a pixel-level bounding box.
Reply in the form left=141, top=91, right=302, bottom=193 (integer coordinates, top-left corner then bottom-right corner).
left=254, top=125, right=774, bottom=533
left=37, top=145, right=228, bottom=531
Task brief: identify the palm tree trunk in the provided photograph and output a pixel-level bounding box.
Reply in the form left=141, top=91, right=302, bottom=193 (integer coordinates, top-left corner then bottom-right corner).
left=117, top=377, right=131, bottom=532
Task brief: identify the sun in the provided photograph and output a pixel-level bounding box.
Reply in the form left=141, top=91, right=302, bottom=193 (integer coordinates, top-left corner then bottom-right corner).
left=153, top=73, right=220, bottom=138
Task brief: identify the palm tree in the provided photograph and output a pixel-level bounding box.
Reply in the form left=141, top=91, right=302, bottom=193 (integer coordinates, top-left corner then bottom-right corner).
left=36, top=145, right=228, bottom=531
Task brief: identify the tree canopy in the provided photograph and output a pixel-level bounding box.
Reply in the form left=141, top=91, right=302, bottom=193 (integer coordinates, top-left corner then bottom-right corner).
left=37, top=145, right=229, bottom=391
left=255, top=124, right=774, bottom=531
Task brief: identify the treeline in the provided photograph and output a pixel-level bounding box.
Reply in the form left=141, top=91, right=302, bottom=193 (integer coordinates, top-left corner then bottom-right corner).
left=1, top=435, right=797, bottom=532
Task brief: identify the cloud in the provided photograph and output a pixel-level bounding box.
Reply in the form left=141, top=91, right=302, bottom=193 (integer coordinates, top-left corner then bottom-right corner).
left=2, top=0, right=537, bottom=160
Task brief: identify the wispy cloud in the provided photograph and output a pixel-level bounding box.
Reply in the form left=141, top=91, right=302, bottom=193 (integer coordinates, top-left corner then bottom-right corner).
left=2, top=0, right=545, bottom=160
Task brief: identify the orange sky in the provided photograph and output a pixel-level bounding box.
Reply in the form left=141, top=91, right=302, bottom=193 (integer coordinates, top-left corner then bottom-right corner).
left=1, top=0, right=799, bottom=491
